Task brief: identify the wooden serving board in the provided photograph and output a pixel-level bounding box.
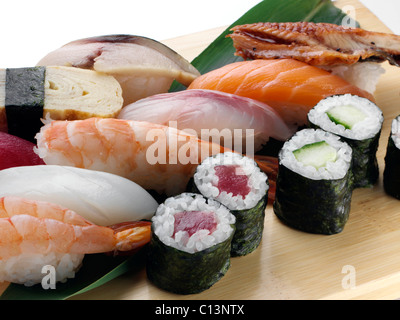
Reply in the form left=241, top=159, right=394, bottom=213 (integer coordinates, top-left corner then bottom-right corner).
left=1, top=0, right=400, bottom=300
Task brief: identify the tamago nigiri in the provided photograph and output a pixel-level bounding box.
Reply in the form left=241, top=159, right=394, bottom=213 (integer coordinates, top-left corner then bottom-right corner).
left=187, top=59, right=375, bottom=127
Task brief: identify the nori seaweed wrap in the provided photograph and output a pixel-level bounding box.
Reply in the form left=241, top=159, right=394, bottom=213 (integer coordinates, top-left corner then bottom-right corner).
left=308, top=94, right=383, bottom=188
left=383, top=115, right=400, bottom=199
left=191, top=152, right=268, bottom=256
left=273, top=129, right=353, bottom=235
left=5, top=67, right=46, bottom=142
left=146, top=193, right=236, bottom=295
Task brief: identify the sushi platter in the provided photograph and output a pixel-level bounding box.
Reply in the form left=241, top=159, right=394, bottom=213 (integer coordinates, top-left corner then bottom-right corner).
left=75, top=0, right=400, bottom=299
left=2, top=0, right=400, bottom=300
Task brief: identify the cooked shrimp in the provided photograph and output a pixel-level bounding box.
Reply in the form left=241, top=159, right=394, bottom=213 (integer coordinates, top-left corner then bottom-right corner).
left=35, top=117, right=225, bottom=195
left=0, top=196, right=151, bottom=260
left=110, top=221, right=152, bottom=255
left=0, top=196, right=152, bottom=285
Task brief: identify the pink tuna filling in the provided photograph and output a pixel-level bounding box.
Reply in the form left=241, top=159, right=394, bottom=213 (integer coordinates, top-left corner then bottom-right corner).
left=214, top=165, right=251, bottom=197
left=173, top=211, right=217, bottom=237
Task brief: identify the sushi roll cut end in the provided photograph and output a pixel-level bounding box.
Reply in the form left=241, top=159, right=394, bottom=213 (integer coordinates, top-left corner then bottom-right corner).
left=147, top=193, right=236, bottom=294
left=308, top=94, right=383, bottom=141
left=274, top=129, right=353, bottom=235
left=193, top=152, right=268, bottom=212
left=293, top=141, right=338, bottom=169
left=308, top=94, right=383, bottom=188
left=192, top=152, right=269, bottom=256
left=326, top=104, right=367, bottom=130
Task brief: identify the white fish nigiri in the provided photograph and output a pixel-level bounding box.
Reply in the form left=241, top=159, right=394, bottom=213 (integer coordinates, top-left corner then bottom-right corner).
left=0, top=165, right=159, bottom=226
left=117, top=89, right=295, bottom=151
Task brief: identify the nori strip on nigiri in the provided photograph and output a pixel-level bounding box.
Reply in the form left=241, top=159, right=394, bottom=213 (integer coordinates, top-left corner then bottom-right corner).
left=2, top=66, right=123, bottom=143
left=273, top=129, right=353, bottom=235
left=5, top=67, right=45, bottom=142
left=383, top=115, right=400, bottom=199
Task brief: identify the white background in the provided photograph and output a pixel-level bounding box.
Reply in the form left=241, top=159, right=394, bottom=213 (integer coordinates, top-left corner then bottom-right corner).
left=0, top=0, right=398, bottom=67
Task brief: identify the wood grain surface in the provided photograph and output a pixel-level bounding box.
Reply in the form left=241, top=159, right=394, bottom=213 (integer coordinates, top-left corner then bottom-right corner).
left=1, top=0, right=400, bottom=300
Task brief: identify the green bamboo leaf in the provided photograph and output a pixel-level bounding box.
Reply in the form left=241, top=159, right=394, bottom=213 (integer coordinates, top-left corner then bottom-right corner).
left=170, top=0, right=359, bottom=91
left=0, top=249, right=146, bottom=300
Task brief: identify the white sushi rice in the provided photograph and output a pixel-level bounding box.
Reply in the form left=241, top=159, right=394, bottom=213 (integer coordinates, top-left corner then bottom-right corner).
left=152, top=193, right=236, bottom=254
left=280, top=128, right=352, bottom=180
left=193, top=152, right=268, bottom=211
left=391, top=116, right=400, bottom=149
left=0, top=252, right=84, bottom=287
left=321, top=61, right=385, bottom=94
left=308, top=94, right=383, bottom=140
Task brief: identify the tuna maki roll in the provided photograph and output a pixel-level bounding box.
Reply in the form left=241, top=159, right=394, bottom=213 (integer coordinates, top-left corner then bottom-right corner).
left=383, top=115, right=400, bottom=199
left=146, top=193, right=236, bottom=295
left=308, top=94, right=383, bottom=188
left=191, top=152, right=268, bottom=256
left=273, top=128, right=353, bottom=235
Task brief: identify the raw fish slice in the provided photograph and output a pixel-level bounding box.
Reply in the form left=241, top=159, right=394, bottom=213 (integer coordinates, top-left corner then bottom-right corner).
left=214, top=165, right=250, bottom=197
left=0, top=132, right=44, bottom=170
left=37, top=34, right=201, bottom=105
left=0, top=165, right=159, bottom=226
left=173, top=211, right=217, bottom=237
left=187, top=59, right=375, bottom=127
left=118, top=89, right=294, bottom=151
left=228, top=22, right=400, bottom=66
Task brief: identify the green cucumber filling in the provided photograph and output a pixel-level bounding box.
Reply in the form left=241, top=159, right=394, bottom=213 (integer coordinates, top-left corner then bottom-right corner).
left=293, top=141, right=337, bottom=169
left=326, top=104, right=367, bottom=129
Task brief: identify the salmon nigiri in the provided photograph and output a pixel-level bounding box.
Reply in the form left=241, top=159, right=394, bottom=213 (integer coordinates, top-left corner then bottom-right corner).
left=187, top=59, right=375, bottom=127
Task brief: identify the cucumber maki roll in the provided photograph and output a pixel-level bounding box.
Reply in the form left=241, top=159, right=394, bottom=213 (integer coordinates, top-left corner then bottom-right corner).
left=191, top=152, right=268, bottom=256
left=308, top=94, right=383, bottom=188
left=273, top=128, right=353, bottom=235
left=383, top=115, right=400, bottom=199
left=146, top=193, right=236, bottom=295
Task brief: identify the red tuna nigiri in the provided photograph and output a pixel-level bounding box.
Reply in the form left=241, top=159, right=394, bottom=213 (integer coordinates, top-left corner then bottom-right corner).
left=0, top=132, right=45, bottom=170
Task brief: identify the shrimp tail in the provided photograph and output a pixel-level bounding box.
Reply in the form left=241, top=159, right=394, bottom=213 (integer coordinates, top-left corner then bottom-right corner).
left=109, top=221, right=152, bottom=256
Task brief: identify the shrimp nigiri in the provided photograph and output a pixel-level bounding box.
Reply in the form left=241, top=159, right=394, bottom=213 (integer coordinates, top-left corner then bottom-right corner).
left=0, top=196, right=151, bottom=286
left=187, top=59, right=375, bottom=127
left=35, top=117, right=225, bottom=196
left=118, top=89, right=295, bottom=152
